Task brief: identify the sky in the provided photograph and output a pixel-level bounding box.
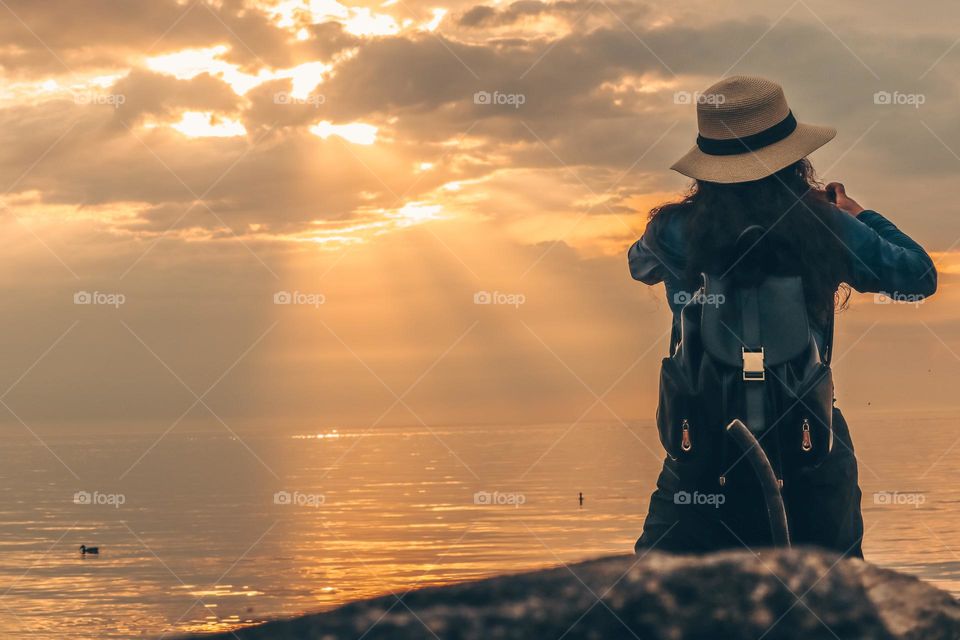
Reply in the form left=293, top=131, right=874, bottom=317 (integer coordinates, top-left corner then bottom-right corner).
left=1, top=0, right=960, bottom=437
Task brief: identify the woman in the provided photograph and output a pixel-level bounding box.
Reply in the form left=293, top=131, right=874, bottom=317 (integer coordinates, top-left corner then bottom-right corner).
left=629, top=76, right=937, bottom=557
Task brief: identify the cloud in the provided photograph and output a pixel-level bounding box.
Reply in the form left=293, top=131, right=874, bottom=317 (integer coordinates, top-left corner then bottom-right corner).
left=3, top=1, right=959, bottom=247
left=458, top=1, right=586, bottom=28
left=111, top=70, right=241, bottom=124
left=0, top=0, right=361, bottom=77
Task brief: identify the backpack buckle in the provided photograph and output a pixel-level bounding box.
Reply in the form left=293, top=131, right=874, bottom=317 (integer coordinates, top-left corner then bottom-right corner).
left=742, top=347, right=765, bottom=381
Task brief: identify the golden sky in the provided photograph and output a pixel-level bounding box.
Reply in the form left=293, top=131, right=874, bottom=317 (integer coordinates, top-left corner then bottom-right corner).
left=1, top=0, right=959, bottom=432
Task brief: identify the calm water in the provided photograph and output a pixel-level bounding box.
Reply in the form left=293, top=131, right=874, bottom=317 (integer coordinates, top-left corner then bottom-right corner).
left=0, top=414, right=957, bottom=638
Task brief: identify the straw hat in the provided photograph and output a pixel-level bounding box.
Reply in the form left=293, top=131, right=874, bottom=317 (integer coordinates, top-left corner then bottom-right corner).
left=671, top=76, right=836, bottom=184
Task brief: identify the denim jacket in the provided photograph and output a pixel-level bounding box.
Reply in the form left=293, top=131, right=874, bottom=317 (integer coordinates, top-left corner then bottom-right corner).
left=627, top=207, right=938, bottom=349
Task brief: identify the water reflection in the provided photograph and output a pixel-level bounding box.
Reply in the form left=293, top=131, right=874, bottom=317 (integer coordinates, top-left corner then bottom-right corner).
left=0, top=414, right=956, bottom=638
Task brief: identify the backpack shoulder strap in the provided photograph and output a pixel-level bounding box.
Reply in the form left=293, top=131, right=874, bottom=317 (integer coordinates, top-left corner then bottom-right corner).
left=823, top=308, right=836, bottom=366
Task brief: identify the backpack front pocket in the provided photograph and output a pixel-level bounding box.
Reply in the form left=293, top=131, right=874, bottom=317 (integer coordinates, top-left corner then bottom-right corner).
left=657, top=356, right=710, bottom=464
left=782, top=362, right=834, bottom=467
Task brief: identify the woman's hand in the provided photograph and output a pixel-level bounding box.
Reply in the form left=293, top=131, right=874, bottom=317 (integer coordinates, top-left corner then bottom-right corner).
left=825, top=182, right=865, bottom=217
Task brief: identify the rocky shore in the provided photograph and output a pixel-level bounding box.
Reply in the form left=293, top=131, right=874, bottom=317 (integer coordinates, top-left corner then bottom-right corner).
left=185, top=548, right=960, bottom=640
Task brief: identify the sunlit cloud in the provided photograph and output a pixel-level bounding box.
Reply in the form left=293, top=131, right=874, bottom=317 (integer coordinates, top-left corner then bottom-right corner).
left=284, top=201, right=446, bottom=246
left=0, top=72, right=127, bottom=106
left=167, top=111, right=247, bottom=137
left=146, top=45, right=232, bottom=80
left=306, top=0, right=400, bottom=36
left=309, top=120, right=378, bottom=145
left=262, top=0, right=456, bottom=36
left=0, top=191, right=144, bottom=226
left=389, top=201, right=445, bottom=226
left=265, top=0, right=401, bottom=36
left=286, top=61, right=328, bottom=98
left=145, top=46, right=329, bottom=97
left=340, top=7, right=401, bottom=36
left=424, top=9, right=448, bottom=32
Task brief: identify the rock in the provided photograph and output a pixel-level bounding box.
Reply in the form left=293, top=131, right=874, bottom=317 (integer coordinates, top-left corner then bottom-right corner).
left=184, top=548, right=960, bottom=640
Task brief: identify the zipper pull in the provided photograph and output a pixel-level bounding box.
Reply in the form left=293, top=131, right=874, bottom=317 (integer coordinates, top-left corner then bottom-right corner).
left=681, top=419, right=692, bottom=452
left=801, top=419, right=813, bottom=452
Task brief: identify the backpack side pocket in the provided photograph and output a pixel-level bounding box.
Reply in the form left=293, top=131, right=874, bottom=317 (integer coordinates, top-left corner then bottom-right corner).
left=657, top=355, right=706, bottom=464
left=782, top=362, right=834, bottom=467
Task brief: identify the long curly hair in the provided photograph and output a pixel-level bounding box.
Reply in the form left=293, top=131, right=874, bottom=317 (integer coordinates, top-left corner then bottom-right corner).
left=650, top=159, right=849, bottom=327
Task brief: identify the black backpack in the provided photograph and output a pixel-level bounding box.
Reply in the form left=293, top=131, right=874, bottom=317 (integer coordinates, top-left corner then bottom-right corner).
left=656, top=267, right=835, bottom=487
